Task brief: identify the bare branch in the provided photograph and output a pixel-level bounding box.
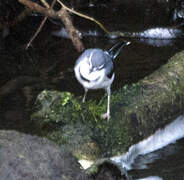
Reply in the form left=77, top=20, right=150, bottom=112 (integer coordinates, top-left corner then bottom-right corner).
left=18, top=0, right=84, bottom=51
left=26, top=0, right=56, bottom=49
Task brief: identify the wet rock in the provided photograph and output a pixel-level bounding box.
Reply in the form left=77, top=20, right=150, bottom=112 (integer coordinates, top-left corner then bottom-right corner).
left=32, top=91, right=101, bottom=161
left=0, top=130, right=89, bottom=180
left=93, top=162, right=125, bottom=180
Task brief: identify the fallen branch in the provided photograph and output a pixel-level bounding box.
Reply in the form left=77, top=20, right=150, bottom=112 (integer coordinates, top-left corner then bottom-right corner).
left=56, top=0, right=110, bottom=34
left=18, top=0, right=84, bottom=52
left=56, top=0, right=126, bottom=39
left=18, top=0, right=57, bottom=18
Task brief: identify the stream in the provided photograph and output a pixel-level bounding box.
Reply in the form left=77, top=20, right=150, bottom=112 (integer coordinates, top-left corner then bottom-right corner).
left=0, top=0, right=184, bottom=179
left=111, top=115, right=184, bottom=180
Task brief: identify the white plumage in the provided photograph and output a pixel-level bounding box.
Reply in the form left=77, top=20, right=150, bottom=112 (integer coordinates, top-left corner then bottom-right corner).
left=74, top=42, right=130, bottom=120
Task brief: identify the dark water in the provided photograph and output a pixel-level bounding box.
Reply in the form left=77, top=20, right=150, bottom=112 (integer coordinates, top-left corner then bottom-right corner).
left=1, top=1, right=184, bottom=179
left=51, top=2, right=184, bottom=179
left=110, top=115, right=184, bottom=180
left=49, top=0, right=184, bottom=93
left=129, top=138, right=184, bottom=180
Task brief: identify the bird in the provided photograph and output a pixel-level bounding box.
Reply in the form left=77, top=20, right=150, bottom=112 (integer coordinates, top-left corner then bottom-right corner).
left=74, top=41, right=131, bottom=120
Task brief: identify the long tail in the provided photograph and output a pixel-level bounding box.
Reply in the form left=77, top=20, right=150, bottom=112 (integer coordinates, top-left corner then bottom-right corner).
left=108, top=41, right=131, bottom=60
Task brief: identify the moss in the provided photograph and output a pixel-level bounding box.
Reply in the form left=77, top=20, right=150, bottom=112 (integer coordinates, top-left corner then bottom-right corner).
left=31, top=50, right=184, bottom=161
left=31, top=89, right=132, bottom=158
left=31, top=90, right=82, bottom=125
left=47, top=123, right=100, bottom=160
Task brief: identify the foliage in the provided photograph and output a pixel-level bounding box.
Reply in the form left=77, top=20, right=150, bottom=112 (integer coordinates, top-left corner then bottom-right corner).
left=31, top=89, right=133, bottom=158
left=31, top=90, right=82, bottom=125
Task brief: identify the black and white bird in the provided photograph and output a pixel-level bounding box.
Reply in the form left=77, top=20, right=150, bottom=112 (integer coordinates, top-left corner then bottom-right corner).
left=74, top=41, right=130, bottom=120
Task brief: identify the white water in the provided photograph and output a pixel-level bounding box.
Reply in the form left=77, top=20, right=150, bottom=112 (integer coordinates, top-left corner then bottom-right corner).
left=111, top=115, right=184, bottom=171
left=139, top=28, right=182, bottom=39
left=136, top=176, right=163, bottom=180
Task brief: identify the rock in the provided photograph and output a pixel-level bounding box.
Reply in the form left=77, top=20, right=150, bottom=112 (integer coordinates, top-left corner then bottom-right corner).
left=0, top=130, right=89, bottom=180
left=32, top=91, right=101, bottom=161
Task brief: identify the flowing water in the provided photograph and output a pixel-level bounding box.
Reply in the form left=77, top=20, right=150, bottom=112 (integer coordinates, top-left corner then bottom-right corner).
left=111, top=116, right=184, bottom=179
left=1, top=1, right=184, bottom=179
left=73, top=2, right=184, bottom=179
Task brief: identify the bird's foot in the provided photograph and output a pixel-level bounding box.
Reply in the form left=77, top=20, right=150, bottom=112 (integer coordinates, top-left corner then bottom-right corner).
left=101, top=113, right=111, bottom=121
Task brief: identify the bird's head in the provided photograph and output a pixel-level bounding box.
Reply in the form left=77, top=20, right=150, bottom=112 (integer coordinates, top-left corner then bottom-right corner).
left=88, top=49, right=107, bottom=73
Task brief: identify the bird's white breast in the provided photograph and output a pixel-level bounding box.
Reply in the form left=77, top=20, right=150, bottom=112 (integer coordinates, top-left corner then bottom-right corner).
left=74, top=58, right=113, bottom=89
left=79, top=61, right=102, bottom=81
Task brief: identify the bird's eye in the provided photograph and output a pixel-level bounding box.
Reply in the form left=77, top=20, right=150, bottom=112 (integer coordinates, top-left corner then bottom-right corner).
left=93, top=67, right=97, bottom=71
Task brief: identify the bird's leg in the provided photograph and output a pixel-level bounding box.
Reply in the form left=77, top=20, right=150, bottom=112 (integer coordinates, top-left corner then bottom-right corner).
left=82, top=88, right=88, bottom=103
left=101, top=87, right=111, bottom=120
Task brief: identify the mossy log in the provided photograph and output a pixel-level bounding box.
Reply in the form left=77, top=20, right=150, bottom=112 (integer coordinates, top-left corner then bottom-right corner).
left=85, top=50, right=184, bottom=178
left=32, top=50, right=184, bottom=159
left=111, top=49, right=184, bottom=146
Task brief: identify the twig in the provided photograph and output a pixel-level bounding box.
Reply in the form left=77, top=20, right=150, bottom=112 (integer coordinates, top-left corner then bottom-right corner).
left=56, top=0, right=125, bottom=38
left=26, top=16, right=47, bottom=49
left=18, top=0, right=84, bottom=52
left=56, top=0, right=110, bottom=34
left=40, top=0, right=50, bottom=8
left=26, top=0, right=56, bottom=49
left=18, top=0, right=57, bottom=18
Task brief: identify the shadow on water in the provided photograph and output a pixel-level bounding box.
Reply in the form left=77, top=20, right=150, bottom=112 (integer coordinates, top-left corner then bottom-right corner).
left=130, top=138, right=184, bottom=180
left=0, top=1, right=184, bottom=179
left=124, top=137, right=184, bottom=180
left=110, top=116, right=184, bottom=179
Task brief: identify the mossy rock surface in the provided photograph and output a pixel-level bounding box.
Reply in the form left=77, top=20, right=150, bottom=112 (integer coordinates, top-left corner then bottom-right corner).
left=31, top=89, right=131, bottom=159
left=32, top=50, right=184, bottom=161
